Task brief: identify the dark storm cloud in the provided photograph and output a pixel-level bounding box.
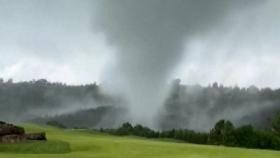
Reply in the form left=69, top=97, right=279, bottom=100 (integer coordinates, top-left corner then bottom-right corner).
left=94, top=0, right=261, bottom=81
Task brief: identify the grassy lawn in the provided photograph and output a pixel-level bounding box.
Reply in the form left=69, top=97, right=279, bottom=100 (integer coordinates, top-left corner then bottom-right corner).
left=0, top=140, right=70, bottom=154
left=0, top=124, right=279, bottom=158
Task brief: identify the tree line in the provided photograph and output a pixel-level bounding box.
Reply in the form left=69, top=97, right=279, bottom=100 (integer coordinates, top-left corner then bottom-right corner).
left=100, top=113, right=280, bottom=151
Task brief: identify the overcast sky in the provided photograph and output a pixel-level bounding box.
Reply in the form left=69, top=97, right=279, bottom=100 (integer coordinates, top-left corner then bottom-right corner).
left=0, top=0, right=114, bottom=84
left=0, top=0, right=279, bottom=88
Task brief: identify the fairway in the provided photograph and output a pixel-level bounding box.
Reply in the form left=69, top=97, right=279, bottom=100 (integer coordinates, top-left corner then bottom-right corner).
left=0, top=125, right=279, bottom=158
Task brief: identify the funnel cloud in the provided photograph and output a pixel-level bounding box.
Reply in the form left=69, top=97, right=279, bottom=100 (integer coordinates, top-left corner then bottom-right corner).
left=93, top=0, right=264, bottom=127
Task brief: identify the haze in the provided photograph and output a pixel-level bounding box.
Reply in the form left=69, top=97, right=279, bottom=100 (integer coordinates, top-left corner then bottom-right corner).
left=0, top=0, right=280, bottom=127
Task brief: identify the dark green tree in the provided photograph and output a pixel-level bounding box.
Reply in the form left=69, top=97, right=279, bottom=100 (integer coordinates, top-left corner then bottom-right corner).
left=234, top=125, right=255, bottom=148
left=208, top=120, right=235, bottom=145
left=272, top=112, right=280, bottom=134
left=116, top=122, right=133, bottom=135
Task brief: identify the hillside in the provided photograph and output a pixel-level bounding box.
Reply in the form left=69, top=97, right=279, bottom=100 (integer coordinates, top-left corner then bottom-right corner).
left=33, top=106, right=127, bottom=129
left=0, top=124, right=279, bottom=158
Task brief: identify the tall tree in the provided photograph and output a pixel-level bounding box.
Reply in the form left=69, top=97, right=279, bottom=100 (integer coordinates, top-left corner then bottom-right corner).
left=272, top=112, right=280, bottom=134
left=208, top=120, right=235, bottom=145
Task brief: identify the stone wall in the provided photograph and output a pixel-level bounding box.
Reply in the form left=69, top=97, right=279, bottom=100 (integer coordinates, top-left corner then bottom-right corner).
left=0, top=121, right=46, bottom=144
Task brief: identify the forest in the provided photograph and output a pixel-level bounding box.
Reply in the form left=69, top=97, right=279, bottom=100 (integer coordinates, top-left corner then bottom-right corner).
left=1, top=78, right=280, bottom=131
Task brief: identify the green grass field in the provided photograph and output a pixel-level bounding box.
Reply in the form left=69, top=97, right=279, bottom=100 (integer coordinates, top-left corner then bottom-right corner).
left=0, top=124, right=280, bottom=158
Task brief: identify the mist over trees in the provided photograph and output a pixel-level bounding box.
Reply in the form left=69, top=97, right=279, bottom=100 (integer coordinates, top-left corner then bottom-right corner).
left=159, top=79, right=280, bottom=131
left=35, top=106, right=127, bottom=129
left=1, top=78, right=280, bottom=132
left=0, top=78, right=123, bottom=122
